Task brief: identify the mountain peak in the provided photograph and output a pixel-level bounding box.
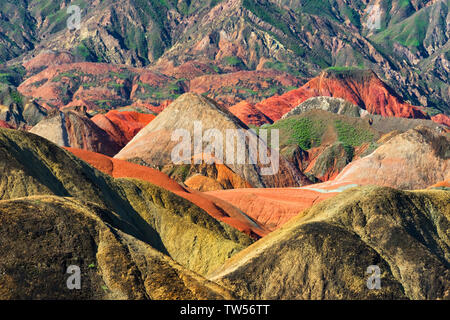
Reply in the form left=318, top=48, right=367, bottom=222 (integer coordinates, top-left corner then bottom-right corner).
left=116, top=93, right=309, bottom=188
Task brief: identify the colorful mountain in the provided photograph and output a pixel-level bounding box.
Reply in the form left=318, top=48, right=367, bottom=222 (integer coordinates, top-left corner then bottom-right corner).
left=0, top=127, right=253, bottom=276
left=264, top=109, right=383, bottom=182
left=228, top=101, right=273, bottom=126
left=327, top=126, right=450, bottom=190
left=115, top=92, right=311, bottom=189
left=0, top=0, right=449, bottom=301
left=67, top=147, right=269, bottom=238
left=29, top=110, right=121, bottom=157
left=252, top=68, right=432, bottom=122
left=0, top=84, right=47, bottom=129
left=205, top=186, right=343, bottom=231
left=302, top=68, right=428, bottom=118
left=17, top=62, right=179, bottom=110
left=211, top=186, right=450, bottom=300
left=91, top=110, right=156, bottom=148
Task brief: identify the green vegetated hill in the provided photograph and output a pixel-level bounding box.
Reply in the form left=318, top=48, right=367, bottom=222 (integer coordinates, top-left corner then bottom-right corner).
left=370, top=0, right=450, bottom=113
left=260, top=106, right=447, bottom=182
left=260, top=109, right=381, bottom=181
left=0, top=127, right=253, bottom=279
left=211, top=186, right=450, bottom=300
left=0, top=0, right=223, bottom=65
left=268, top=110, right=379, bottom=151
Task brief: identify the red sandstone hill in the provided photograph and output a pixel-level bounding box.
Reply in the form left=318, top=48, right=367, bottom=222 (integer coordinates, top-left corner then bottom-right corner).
left=66, top=147, right=269, bottom=238
left=253, top=87, right=316, bottom=121
left=431, top=114, right=450, bottom=127
left=302, top=69, right=428, bottom=118
left=205, top=187, right=340, bottom=231
left=246, top=68, right=440, bottom=124
left=29, top=110, right=121, bottom=157
left=228, top=101, right=272, bottom=126
left=150, top=60, right=220, bottom=80
left=125, top=100, right=172, bottom=114
left=312, top=126, right=450, bottom=190
left=92, top=110, right=155, bottom=148
left=188, top=70, right=304, bottom=106
left=23, top=51, right=75, bottom=75
left=17, top=62, right=177, bottom=110
left=17, top=61, right=303, bottom=111
left=115, top=93, right=310, bottom=189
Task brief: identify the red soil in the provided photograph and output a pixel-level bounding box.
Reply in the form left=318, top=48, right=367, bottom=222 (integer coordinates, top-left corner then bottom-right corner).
left=254, top=87, right=315, bottom=121
left=428, top=181, right=450, bottom=188
left=23, top=51, right=75, bottom=74
left=228, top=101, right=273, bottom=126
left=0, top=120, right=14, bottom=129
left=92, top=110, right=155, bottom=147
left=66, top=147, right=269, bottom=238
left=431, top=114, right=450, bottom=127
left=18, top=62, right=173, bottom=109
left=302, top=71, right=428, bottom=119
left=249, top=70, right=431, bottom=122
left=151, top=60, right=219, bottom=80
left=206, top=187, right=338, bottom=231
left=126, top=100, right=172, bottom=114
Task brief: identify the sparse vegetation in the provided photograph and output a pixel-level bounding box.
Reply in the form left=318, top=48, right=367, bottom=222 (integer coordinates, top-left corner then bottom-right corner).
left=222, top=56, right=246, bottom=69
left=334, top=119, right=374, bottom=146
left=0, top=65, right=26, bottom=86
left=265, top=117, right=324, bottom=150
left=136, top=80, right=184, bottom=101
